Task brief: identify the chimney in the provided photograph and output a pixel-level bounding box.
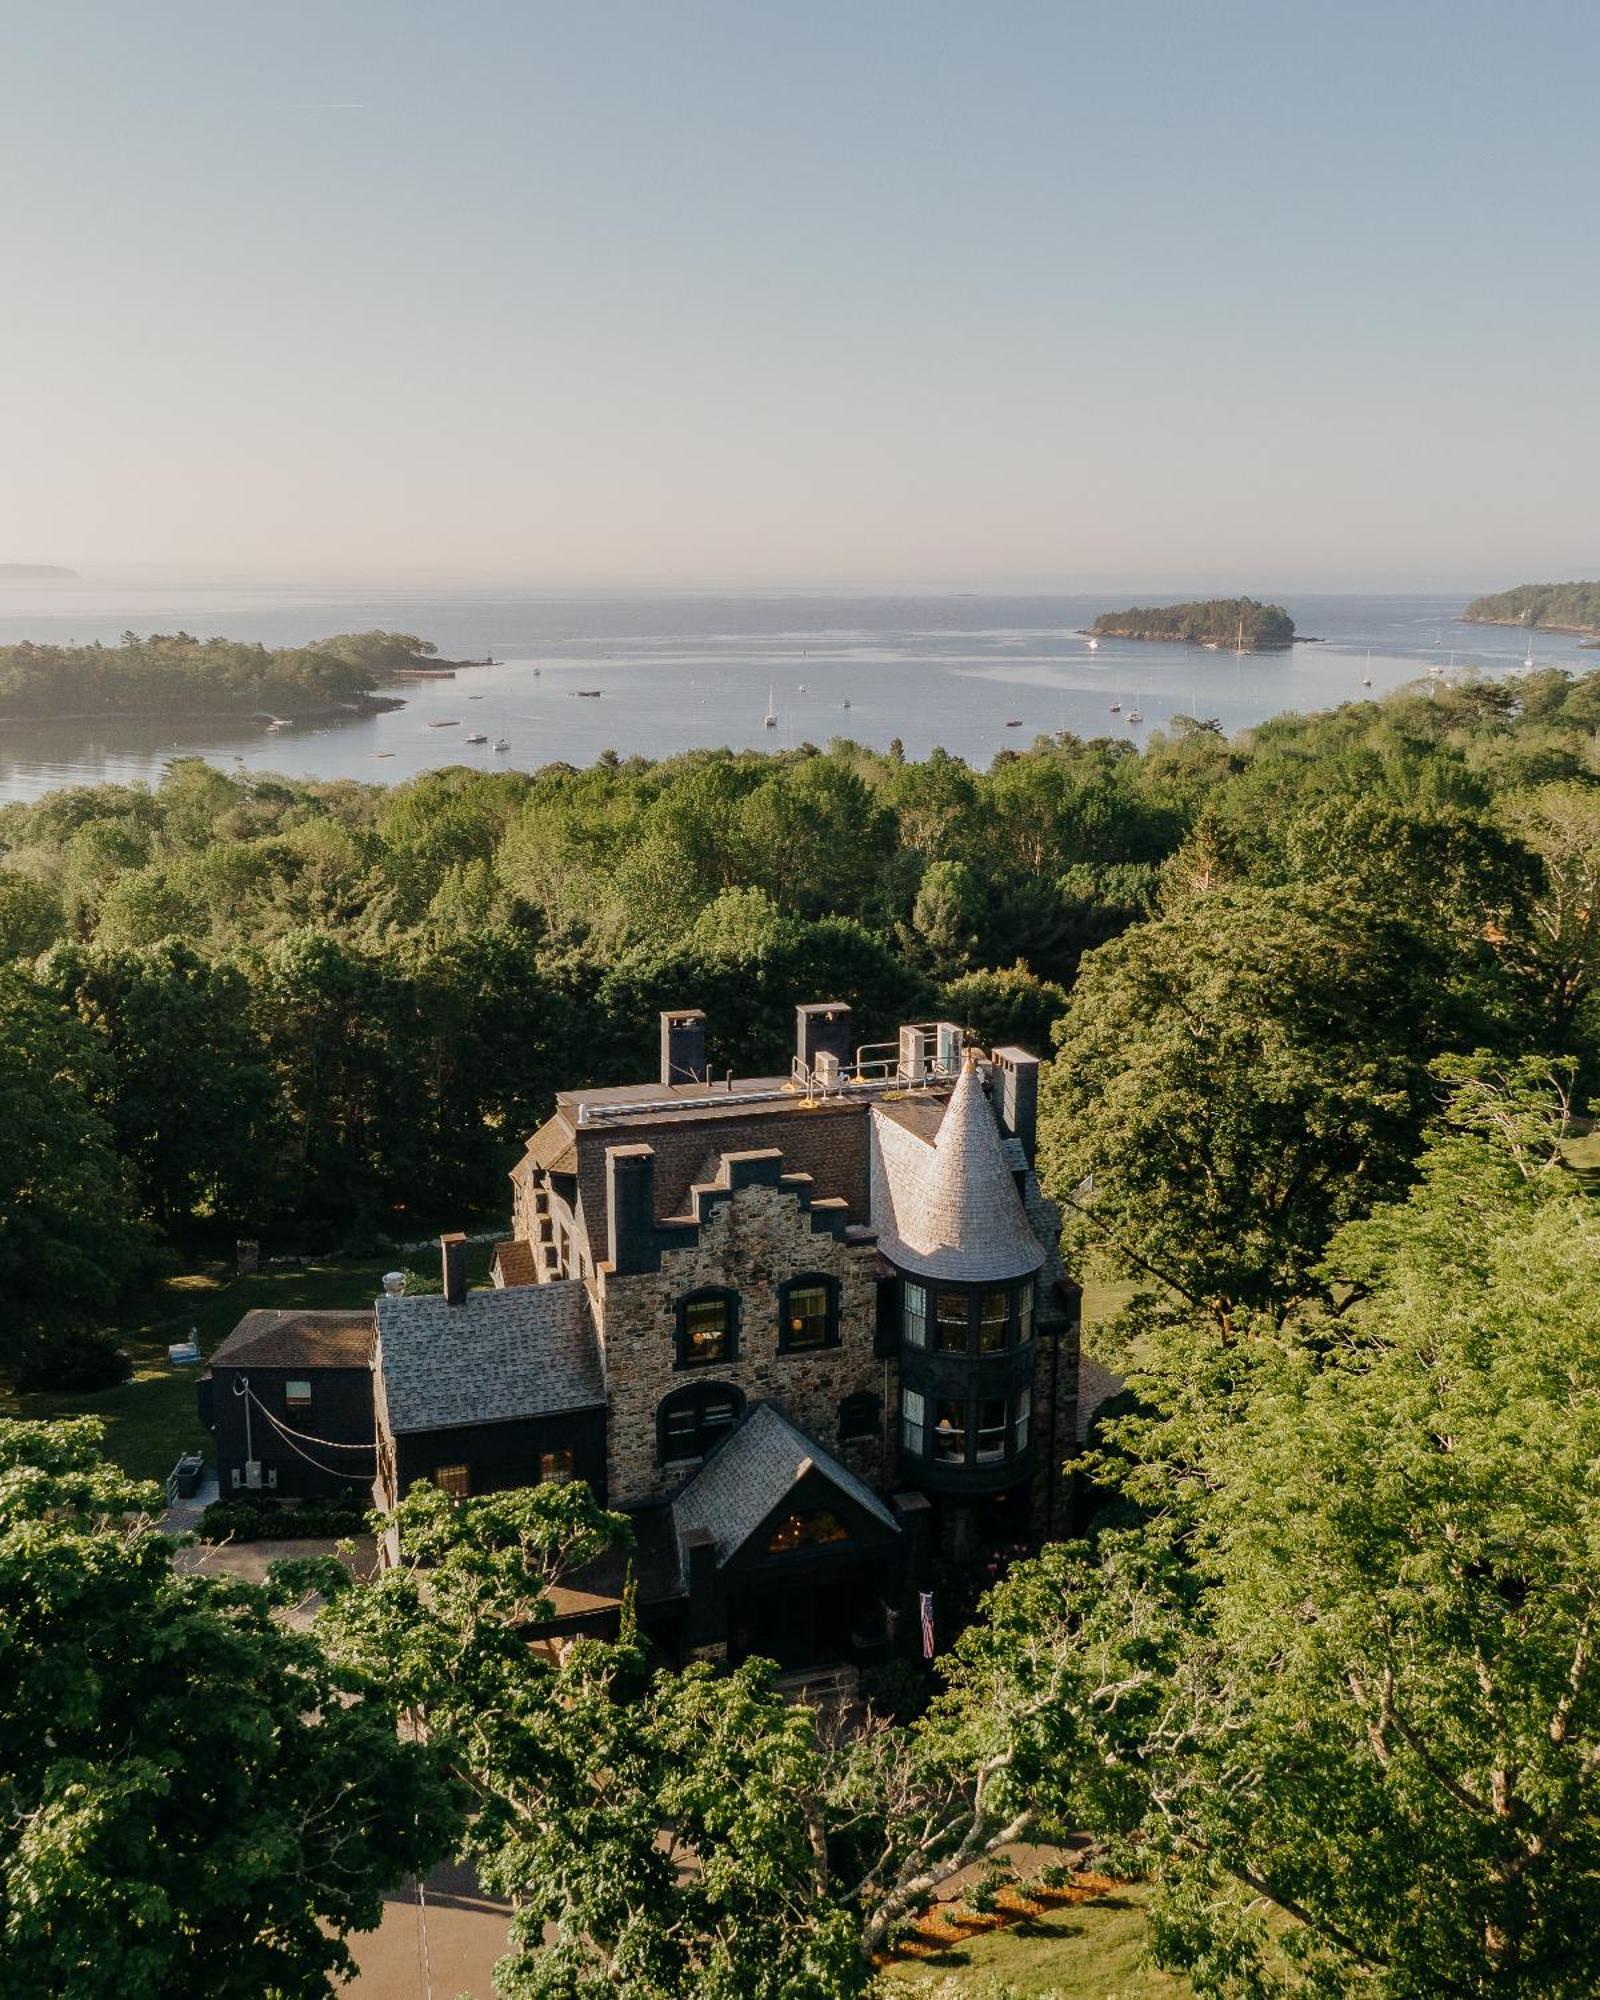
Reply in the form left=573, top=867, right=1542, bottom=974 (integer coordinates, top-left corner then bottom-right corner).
left=659, top=1008, right=707, bottom=1087
left=796, top=1001, right=851, bottom=1075
left=440, top=1232, right=468, bottom=1306
left=992, top=1047, right=1040, bottom=1164
left=606, top=1143, right=659, bottom=1275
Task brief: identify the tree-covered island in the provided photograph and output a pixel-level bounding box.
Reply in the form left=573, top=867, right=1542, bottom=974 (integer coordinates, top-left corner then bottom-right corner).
left=1464, top=581, right=1600, bottom=635
left=0, top=629, right=472, bottom=722
left=1088, top=595, right=1295, bottom=648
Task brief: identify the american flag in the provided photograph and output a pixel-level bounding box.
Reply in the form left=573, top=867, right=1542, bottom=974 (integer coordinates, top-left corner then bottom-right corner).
left=919, top=1590, right=935, bottom=1660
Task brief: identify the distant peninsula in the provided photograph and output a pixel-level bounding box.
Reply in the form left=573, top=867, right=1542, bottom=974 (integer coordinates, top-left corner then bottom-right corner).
left=1089, top=596, right=1295, bottom=650
left=0, top=629, right=475, bottom=723
left=1463, top=581, right=1600, bottom=635
left=0, top=563, right=77, bottom=580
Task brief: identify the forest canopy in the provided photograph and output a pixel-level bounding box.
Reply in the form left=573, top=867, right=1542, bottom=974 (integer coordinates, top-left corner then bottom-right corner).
left=1088, top=597, right=1295, bottom=648
left=1464, top=580, right=1600, bottom=634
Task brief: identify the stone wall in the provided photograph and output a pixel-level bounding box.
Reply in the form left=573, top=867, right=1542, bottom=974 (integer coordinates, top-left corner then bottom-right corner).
left=596, top=1179, right=891, bottom=1507
left=1028, top=1314, right=1081, bottom=1539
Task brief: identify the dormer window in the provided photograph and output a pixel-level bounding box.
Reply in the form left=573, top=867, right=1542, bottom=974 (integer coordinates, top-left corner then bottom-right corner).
left=676, top=1287, right=738, bottom=1368
left=779, top=1275, right=839, bottom=1353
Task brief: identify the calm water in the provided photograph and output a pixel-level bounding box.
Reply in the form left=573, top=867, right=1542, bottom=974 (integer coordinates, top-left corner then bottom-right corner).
left=0, top=581, right=1586, bottom=804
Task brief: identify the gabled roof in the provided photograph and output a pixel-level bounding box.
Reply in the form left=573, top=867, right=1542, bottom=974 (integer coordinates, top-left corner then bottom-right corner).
left=210, top=1309, right=373, bottom=1372
left=375, top=1283, right=604, bottom=1436
left=513, top=1113, right=577, bottom=1181
left=671, top=1402, right=898, bottom=1568
left=492, top=1238, right=538, bottom=1288
left=869, top=1059, right=1046, bottom=1284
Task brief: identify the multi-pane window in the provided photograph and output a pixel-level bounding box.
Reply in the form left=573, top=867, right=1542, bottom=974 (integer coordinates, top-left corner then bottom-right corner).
left=781, top=1277, right=835, bottom=1352
left=903, top=1281, right=928, bottom=1349
left=659, top=1383, right=743, bottom=1464
left=539, top=1449, right=574, bottom=1485
left=935, top=1292, right=968, bottom=1353
left=434, top=1463, right=470, bottom=1499
left=285, top=1378, right=312, bottom=1412
left=1013, top=1385, right=1032, bottom=1454
left=975, top=1398, right=1008, bottom=1462
left=1018, top=1281, right=1035, bottom=1346
left=839, top=1391, right=881, bottom=1441
left=932, top=1400, right=966, bottom=1462
left=977, top=1291, right=1010, bottom=1353
left=900, top=1387, right=925, bottom=1456
left=678, top=1289, right=736, bottom=1367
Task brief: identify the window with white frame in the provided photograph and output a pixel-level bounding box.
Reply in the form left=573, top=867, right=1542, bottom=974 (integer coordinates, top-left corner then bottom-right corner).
left=900, top=1386, right=925, bottom=1456
left=1013, top=1384, right=1032, bottom=1454
left=903, top=1281, right=927, bottom=1349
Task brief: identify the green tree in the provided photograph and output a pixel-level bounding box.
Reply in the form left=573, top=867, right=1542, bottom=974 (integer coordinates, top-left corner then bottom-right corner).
left=0, top=1418, right=458, bottom=1996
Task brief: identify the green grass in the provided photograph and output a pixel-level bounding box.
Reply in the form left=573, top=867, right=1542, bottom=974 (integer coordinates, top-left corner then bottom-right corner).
left=0, top=1243, right=494, bottom=1484
left=882, top=1885, right=1189, bottom=1998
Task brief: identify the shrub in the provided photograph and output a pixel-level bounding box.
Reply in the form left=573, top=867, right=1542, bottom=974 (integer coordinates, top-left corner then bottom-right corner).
left=200, top=1495, right=368, bottom=1543
left=860, top=1656, right=932, bottom=1723
left=14, top=1330, right=132, bottom=1393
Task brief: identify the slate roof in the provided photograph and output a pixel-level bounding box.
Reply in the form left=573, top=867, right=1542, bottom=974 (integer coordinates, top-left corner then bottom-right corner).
left=671, top=1403, right=899, bottom=1568
left=869, top=1059, right=1046, bottom=1284
left=375, top=1282, right=604, bottom=1435
left=210, top=1309, right=373, bottom=1372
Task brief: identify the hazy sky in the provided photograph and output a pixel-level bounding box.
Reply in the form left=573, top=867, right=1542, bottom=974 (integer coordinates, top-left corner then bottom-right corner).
left=4, top=1, right=1597, bottom=589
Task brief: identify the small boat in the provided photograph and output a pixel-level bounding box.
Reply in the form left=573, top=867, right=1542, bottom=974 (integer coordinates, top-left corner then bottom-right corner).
left=1004, top=718, right=1024, bottom=728
left=1202, top=640, right=1220, bottom=651
left=764, top=683, right=777, bottom=730
left=798, top=683, right=807, bottom=693
left=468, top=693, right=485, bottom=700
left=842, top=698, right=851, bottom=710
left=1233, top=617, right=1246, bottom=658
left=1086, top=636, right=1099, bottom=652
left=574, top=689, right=601, bottom=698
left=372, top=751, right=395, bottom=760
left=1362, top=677, right=1373, bottom=687
left=1524, top=627, right=1537, bottom=669
left=493, top=737, right=510, bottom=751
left=465, top=732, right=488, bottom=744
left=265, top=717, right=289, bottom=731
left=1127, top=702, right=1144, bottom=723
left=1108, top=701, right=1121, bottom=714
left=428, top=719, right=460, bottom=728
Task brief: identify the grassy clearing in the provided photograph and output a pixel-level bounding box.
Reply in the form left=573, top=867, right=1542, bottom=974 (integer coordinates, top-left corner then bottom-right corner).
left=0, top=1243, right=494, bottom=1484
left=882, top=1882, right=1188, bottom=1998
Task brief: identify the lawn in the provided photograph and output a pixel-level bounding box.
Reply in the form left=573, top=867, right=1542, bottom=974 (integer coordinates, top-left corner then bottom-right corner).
left=882, top=1883, right=1189, bottom=1998
left=0, top=1242, right=495, bottom=1484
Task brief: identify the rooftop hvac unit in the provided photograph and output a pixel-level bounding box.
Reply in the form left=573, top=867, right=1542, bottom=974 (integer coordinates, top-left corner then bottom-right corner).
left=813, top=1049, right=842, bottom=1089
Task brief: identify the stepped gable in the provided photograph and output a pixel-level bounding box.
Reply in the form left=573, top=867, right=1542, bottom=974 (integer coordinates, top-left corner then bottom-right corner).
left=375, top=1282, right=603, bottom=1435
left=870, top=1054, right=1046, bottom=1284
left=671, top=1402, right=898, bottom=1569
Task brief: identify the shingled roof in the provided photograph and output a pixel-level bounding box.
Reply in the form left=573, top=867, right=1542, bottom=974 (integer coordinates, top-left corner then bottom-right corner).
left=210, top=1309, right=374, bottom=1372
left=869, top=1057, right=1046, bottom=1284
left=375, top=1282, right=604, bottom=1435
left=671, top=1403, right=898, bottom=1569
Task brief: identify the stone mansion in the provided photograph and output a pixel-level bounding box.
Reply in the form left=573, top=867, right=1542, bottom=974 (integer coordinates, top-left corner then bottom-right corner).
left=202, top=1003, right=1086, bottom=1670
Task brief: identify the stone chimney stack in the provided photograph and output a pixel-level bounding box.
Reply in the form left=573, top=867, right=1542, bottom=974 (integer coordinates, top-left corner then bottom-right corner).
left=659, top=1008, right=707, bottom=1087
left=440, top=1231, right=468, bottom=1306
left=992, top=1047, right=1040, bottom=1164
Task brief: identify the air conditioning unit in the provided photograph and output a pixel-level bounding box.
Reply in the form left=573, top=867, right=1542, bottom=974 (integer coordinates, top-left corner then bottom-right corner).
left=813, top=1049, right=841, bottom=1089
left=244, top=1460, right=262, bottom=1490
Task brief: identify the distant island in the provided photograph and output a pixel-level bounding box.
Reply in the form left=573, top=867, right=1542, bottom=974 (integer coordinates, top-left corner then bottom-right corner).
left=0, top=563, right=77, bottom=580
left=1089, top=597, right=1295, bottom=650
left=0, top=629, right=472, bottom=723
left=1463, top=581, right=1600, bottom=635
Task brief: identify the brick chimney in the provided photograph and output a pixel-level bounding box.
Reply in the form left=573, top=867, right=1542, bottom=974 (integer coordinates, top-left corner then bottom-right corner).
left=440, top=1232, right=468, bottom=1306
left=660, top=1008, right=707, bottom=1086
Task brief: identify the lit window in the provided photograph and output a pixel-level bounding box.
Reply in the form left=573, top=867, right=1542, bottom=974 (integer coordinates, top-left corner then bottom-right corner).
left=434, top=1464, right=470, bottom=1499
left=1013, top=1385, right=1032, bottom=1454
left=781, top=1278, right=834, bottom=1352
left=285, top=1378, right=312, bottom=1412
left=977, top=1292, right=1009, bottom=1353
left=900, top=1387, right=925, bottom=1457
left=766, top=1509, right=850, bottom=1554
left=658, top=1383, right=743, bottom=1464
left=903, top=1281, right=928, bottom=1349
left=933, top=1401, right=965, bottom=1463
left=678, top=1290, right=736, bottom=1367
left=539, top=1449, right=574, bottom=1485
left=975, top=1398, right=1007, bottom=1463
left=1018, top=1281, right=1035, bottom=1345
left=935, top=1292, right=968, bottom=1353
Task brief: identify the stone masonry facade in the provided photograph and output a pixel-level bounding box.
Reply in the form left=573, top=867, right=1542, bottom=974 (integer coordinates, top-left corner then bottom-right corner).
left=595, top=1179, right=891, bottom=1507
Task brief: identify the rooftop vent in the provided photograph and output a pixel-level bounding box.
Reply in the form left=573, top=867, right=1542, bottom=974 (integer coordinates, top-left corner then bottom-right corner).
left=381, top=1270, right=406, bottom=1298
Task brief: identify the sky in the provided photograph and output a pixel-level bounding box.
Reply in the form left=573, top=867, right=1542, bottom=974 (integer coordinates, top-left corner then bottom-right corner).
left=2, top=0, right=1597, bottom=590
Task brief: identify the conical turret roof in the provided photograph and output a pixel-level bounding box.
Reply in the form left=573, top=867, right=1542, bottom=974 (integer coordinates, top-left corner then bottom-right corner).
left=869, top=1055, right=1046, bottom=1284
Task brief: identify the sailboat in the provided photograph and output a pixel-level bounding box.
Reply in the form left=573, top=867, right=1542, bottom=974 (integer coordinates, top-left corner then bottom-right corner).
left=1126, top=694, right=1144, bottom=724
left=1233, top=616, right=1246, bottom=658
left=763, top=684, right=777, bottom=730
left=1524, top=623, right=1537, bottom=670
left=1363, top=648, right=1373, bottom=687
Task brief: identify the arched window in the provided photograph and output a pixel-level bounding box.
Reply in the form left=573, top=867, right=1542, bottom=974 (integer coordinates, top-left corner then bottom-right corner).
left=657, top=1381, right=744, bottom=1465
left=778, top=1273, right=839, bottom=1353
left=675, top=1286, right=739, bottom=1368
left=838, top=1391, right=881, bottom=1442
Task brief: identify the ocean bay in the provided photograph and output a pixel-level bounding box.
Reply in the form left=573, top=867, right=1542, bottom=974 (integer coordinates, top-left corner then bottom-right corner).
left=0, top=584, right=1584, bottom=804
